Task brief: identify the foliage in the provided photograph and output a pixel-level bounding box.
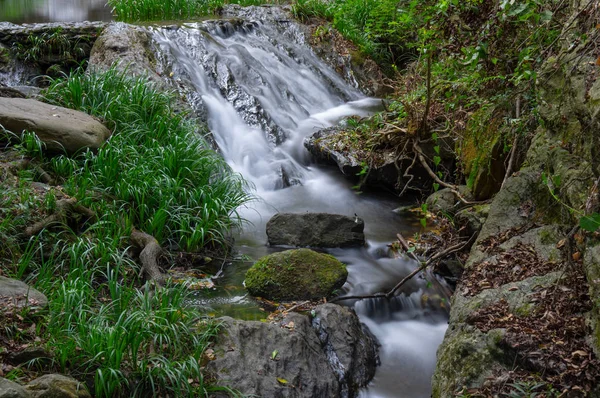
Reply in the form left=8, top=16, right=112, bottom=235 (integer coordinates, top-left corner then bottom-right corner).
left=42, top=66, right=251, bottom=251
left=108, top=0, right=285, bottom=22
left=11, top=28, right=87, bottom=65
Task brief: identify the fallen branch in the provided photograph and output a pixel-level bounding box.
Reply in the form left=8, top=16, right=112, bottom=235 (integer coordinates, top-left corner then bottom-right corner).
left=131, top=229, right=166, bottom=285
left=332, top=234, right=476, bottom=303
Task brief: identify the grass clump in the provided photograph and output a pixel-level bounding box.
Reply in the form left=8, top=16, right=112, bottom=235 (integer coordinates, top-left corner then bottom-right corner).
left=43, top=66, right=251, bottom=251
left=108, top=0, right=285, bottom=22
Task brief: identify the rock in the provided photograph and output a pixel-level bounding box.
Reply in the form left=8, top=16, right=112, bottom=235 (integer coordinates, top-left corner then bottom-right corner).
left=454, top=204, right=490, bottom=236
left=7, top=347, right=52, bottom=366
left=0, top=276, right=47, bottom=309
left=266, top=212, right=365, bottom=248
left=304, top=127, right=455, bottom=193
left=245, top=249, right=347, bottom=301
left=207, top=304, right=377, bottom=398
left=88, top=23, right=162, bottom=82
left=0, top=98, right=111, bottom=155
left=425, top=186, right=474, bottom=215
left=0, top=377, right=31, bottom=398
left=25, top=375, right=90, bottom=398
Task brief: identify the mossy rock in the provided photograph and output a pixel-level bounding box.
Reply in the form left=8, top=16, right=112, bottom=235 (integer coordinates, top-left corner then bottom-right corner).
left=245, top=249, right=348, bottom=301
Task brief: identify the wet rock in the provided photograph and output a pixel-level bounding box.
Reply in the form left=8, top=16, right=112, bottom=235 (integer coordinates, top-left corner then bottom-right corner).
left=0, top=276, right=47, bottom=309
left=207, top=304, right=377, bottom=398
left=311, top=304, right=379, bottom=396
left=0, top=98, right=111, bottom=155
left=267, top=212, right=365, bottom=248
left=25, top=375, right=89, bottom=398
left=425, top=186, right=474, bottom=215
left=0, top=377, right=31, bottom=398
left=245, top=249, right=347, bottom=301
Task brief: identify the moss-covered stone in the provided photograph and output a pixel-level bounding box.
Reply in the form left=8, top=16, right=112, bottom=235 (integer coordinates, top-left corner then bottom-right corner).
left=245, top=249, right=348, bottom=301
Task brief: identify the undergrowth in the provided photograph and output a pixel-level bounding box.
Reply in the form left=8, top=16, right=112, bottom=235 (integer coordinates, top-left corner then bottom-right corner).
left=108, top=0, right=286, bottom=22
left=0, top=67, right=251, bottom=396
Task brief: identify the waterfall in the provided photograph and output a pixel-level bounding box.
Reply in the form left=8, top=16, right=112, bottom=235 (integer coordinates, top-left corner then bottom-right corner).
left=148, top=8, right=448, bottom=397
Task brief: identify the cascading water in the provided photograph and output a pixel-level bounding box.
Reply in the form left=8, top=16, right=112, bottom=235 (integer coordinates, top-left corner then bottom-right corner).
left=150, top=7, right=449, bottom=397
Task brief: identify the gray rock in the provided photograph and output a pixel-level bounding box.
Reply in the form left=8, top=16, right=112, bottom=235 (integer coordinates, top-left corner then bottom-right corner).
left=207, top=304, right=377, bottom=398
left=25, top=375, right=89, bottom=398
left=0, top=378, right=31, bottom=398
left=88, top=23, right=162, bottom=83
left=267, top=212, right=365, bottom=248
left=0, top=98, right=111, bottom=155
left=7, top=347, right=52, bottom=366
left=454, top=204, right=490, bottom=237
left=0, top=276, right=47, bottom=309
left=425, top=186, right=474, bottom=215
left=245, top=249, right=347, bottom=301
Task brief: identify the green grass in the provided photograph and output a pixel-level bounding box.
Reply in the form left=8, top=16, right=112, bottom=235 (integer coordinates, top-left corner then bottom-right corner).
left=108, top=0, right=286, bottom=22
left=42, top=66, right=251, bottom=251
left=0, top=66, right=252, bottom=396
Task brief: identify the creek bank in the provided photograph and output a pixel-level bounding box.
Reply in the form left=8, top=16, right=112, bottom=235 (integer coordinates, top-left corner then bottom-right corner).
left=432, top=4, right=600, bottom=394
left=207, top=303, right=378, bottom=398
left=266, top=213, right=365, bottom=248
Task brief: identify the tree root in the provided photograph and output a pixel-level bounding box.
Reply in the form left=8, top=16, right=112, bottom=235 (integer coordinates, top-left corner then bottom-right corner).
left=24, top=198, right=96, bottom=237
left=130, top=229, right=166, bottom=285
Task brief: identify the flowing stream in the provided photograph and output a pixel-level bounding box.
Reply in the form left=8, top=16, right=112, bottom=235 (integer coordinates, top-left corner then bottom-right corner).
left=150, top=8, right=449, bottom=397
left=0, top=5, right=449, bottom=396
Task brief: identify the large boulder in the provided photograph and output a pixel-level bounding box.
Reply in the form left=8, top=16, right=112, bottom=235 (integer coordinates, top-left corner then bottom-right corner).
left=207, top=304, right=378, bottom=398
left=425, top=186, right=474, bottom=215
left=245, top=249, right=347, bottom=301
left=0, top=276, right=47, bottom=309
left=0, top=98, right=110, bottom=155
left=266, top=212, right=365, bottom=248
left=25, top=375, right=89, bottom=398
left=0, top=378, right=30, bottom=398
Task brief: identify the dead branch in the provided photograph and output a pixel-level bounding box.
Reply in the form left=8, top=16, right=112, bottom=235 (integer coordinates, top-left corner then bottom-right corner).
left=131, top=229, right=166, bottom=285
left=24, top=198, right=96, bottom=237
left=332, top=234, right=476, bottom=303
left=502, top=96, right=521, bottom=189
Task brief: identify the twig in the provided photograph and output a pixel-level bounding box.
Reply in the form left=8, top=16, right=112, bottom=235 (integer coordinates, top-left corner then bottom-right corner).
left=332, top=234, right=476, bottom=302
left=284, top=300, right=310, bottom=314
left=502, top=96, right=521, bottom=189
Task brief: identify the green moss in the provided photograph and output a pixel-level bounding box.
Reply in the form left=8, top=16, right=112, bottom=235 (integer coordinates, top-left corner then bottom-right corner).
left=245, top=249, right=348, bottom=301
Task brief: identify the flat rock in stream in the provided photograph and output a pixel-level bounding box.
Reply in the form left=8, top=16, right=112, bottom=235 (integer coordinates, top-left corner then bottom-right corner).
left=266, top=212, right=365, bottom=248
left=207, top=304, right=378, bottom=398
left=0, top=98, right=110, bottom=155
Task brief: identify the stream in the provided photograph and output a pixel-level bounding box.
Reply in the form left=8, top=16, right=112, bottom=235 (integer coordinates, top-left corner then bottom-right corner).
left=150, top=8, right=449, bottom=397
left=0, top=5, right=450, bottom=397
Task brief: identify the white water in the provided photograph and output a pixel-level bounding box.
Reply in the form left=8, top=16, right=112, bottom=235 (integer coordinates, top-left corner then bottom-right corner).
left=152, top=12, right=447, bottom=397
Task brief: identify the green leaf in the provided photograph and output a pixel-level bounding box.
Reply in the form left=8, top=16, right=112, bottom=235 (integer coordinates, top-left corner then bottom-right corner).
left=433, top=156, right=441, bottom=167
left=434, top=145, right=440, bottom=154
left=420, top=217, right=427, bottom=228
left=277, top=378, right=288, bottom=385
left=580, top=213, right=600, bottom=232
left=433, top=182, right=440, bottom=192
left=407, top=246, right=416, bottom=253
left=271, top=350, right=279, bottom=360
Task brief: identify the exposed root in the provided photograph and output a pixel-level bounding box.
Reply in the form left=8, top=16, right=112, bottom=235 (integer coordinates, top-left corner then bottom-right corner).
left=131, top=229, right=166, bottom=285
left=24, top=198, right=96, bottom=237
